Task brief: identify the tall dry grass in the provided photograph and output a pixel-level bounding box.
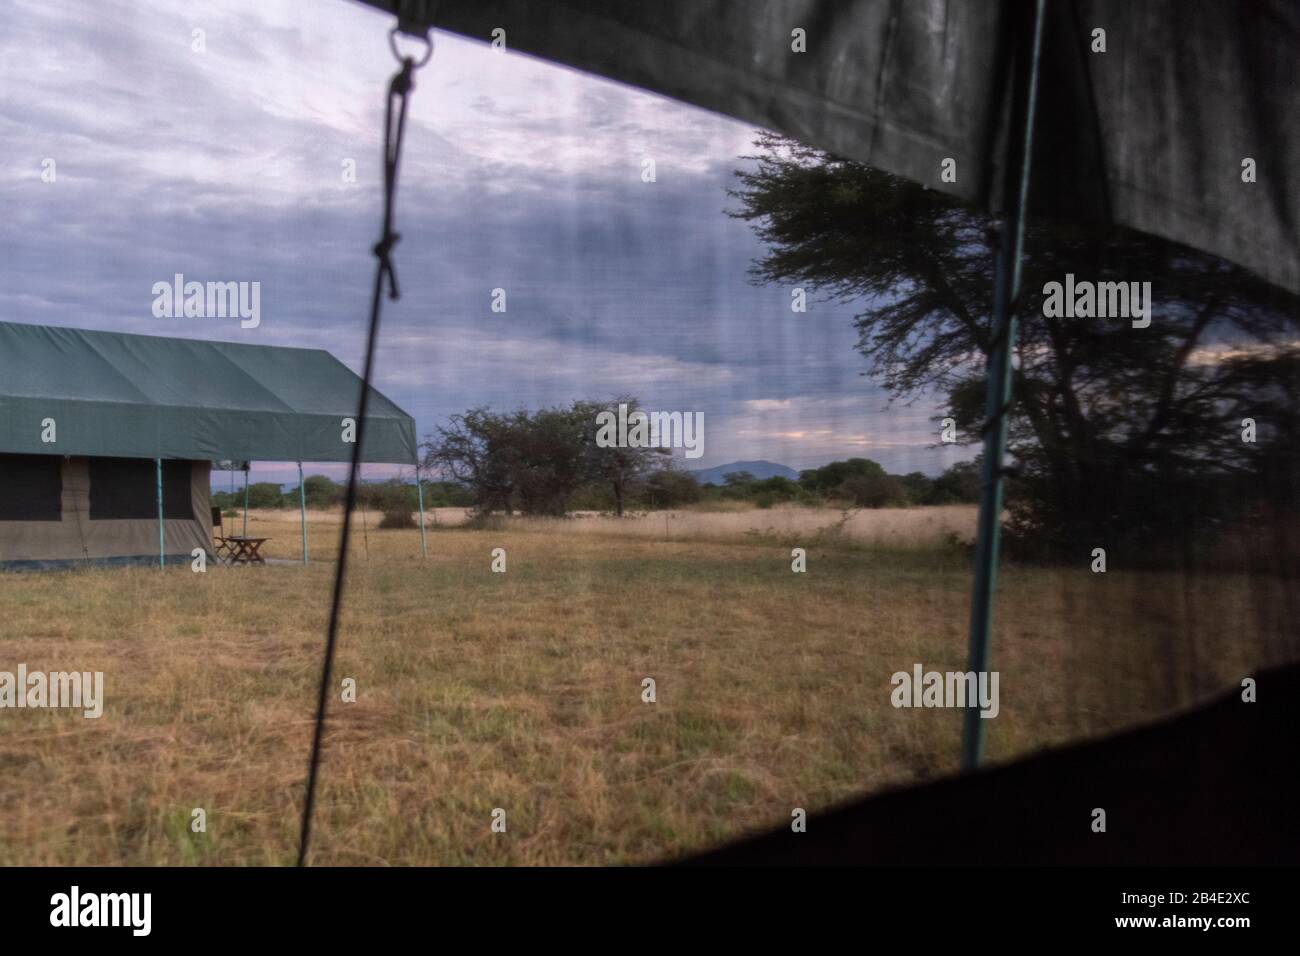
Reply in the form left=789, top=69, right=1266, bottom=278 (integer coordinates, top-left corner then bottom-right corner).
left=498, top=504, right=979, bottom=550
left=252, top=503, right=977, bottom=551
left=0, top=507, right=1291, bottom=865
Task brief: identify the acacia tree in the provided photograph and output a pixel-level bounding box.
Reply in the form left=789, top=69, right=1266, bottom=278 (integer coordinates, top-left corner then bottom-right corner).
left=509, top=406, right=587, bottom=516
left=423, top=407, right=521, bottom=514
left=573, top=397, right=668, bottom=517
left=731, top=132, right=1300, bottom=558
left=424, top=399, right=670, bottom=517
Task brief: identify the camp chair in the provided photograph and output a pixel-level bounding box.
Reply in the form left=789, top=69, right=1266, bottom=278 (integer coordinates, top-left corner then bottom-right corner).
left=211, top=506, right=233, bottom=563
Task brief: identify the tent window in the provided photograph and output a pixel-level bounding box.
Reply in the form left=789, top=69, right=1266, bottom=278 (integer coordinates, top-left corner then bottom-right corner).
left=88, top=458, right=193, bottom=520
left=0, top=454, right=62, bottom=521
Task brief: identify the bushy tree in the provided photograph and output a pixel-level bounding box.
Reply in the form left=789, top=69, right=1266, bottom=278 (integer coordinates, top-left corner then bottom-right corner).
left=301, top=474, right=339, bottom=509
left=424, top=398, right=673, bottom=517
left=896, top=472, right=933, bottom=505
left=376, top=479, right=418, bottom=529
left=574, top=397, right=669, bottom=516
left=640, top=468, right=702, bottom=508
left=719, top=471, right=757, bottom=498
left=928, top=461, right=981, bottom=505
left=750, top=475, right=804, bottom=508
left=841, top=472, right=908, bottom=508
left=424, top=407, right=529, bottom=514
left=420, top=480, right=474, bottom=508
left=799, top=458, right=888, bottom=497
left=245, top=482, right=286, bottom=509
left=510, top=406, right=587, bottom=516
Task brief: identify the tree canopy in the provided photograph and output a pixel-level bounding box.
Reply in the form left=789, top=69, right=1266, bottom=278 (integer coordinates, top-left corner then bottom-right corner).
left=730, top=132, right=1300, bottom=559
left=424, top=399, right=670, bottom=517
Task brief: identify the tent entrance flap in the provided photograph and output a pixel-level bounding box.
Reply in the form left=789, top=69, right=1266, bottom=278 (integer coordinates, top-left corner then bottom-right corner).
left=359, top=0, right=1300, bottom=295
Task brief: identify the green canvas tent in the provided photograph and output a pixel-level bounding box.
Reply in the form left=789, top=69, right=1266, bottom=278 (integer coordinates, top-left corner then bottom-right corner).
left=0, top=320, right=417, bottom=568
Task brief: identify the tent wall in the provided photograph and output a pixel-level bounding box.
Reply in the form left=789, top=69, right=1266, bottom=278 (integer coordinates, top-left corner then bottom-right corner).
left=0, top=455, right=211, bottom=568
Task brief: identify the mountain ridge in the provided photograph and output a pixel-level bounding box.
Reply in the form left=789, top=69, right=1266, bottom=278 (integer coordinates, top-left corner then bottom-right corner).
left=688, top=459, right=799, bottom=484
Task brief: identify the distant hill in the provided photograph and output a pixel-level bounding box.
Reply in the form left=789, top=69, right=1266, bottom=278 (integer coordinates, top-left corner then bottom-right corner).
left=689, top=460, right=799, bottom=485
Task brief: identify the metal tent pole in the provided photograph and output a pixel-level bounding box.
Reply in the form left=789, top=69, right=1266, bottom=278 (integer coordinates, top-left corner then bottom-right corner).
left=961, top=0, right=1046, bottom=772
left=155, top=458, right=165, bottom=569
left=299, top=461, right=309, bottom=565
left=415, top=460, right=427, bottom=558
left=242, top=464, right=249, bottom=536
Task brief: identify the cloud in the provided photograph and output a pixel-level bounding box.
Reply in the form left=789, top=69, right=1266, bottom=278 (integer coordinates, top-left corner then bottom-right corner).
left=0, top=0, right=962, bottom=477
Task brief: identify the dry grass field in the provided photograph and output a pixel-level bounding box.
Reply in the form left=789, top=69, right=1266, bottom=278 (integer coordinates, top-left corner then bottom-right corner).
left=415, top=503, right=980, bottom=550
left=0, top=505, right=1291, bottom=865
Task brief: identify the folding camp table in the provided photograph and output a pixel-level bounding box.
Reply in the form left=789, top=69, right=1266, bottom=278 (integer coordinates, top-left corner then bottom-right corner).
left=225, top=536, right=268, bottom=564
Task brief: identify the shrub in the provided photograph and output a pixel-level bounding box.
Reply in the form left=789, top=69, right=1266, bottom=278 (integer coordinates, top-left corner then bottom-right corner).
left=379, top=508, right=415, bottom=529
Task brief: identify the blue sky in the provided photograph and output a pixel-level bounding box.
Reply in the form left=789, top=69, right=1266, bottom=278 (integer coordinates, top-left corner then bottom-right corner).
left=1, top=0, right=972, bottom=486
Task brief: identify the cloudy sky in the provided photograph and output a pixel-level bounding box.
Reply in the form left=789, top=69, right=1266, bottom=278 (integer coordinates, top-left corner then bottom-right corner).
left=1, top=0, right=970, bottom=485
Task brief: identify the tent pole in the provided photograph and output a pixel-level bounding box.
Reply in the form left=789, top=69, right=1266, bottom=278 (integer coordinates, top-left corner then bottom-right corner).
left=243, top=464, right=249, bottom=536
left=299, top=461, right=309, bottom=565
left=155, top=458, right=164, bottom=570
left=415, top=460, right=427, bottom=558
left=961, top=0, right=1045, bottom=772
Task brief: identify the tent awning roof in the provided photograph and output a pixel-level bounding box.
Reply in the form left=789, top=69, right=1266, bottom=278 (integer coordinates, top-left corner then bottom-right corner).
left=0, top=321, right=417, bottom=464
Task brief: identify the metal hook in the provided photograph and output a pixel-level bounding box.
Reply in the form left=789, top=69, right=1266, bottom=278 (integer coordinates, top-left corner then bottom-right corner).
left=388, top=25, right=433, bottom=69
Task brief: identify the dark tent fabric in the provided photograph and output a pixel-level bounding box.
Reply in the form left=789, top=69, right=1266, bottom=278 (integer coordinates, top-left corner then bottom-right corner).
left=679, top=660, right=1300, bottom=865
left=0, top=321, right=418, bottom=464
left=360, top=0, right=1300, bottom=294
left=0, top=453, right=61, bottom=521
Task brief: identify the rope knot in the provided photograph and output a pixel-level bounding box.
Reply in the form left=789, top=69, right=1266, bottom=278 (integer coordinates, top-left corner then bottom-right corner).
left=391, top=61, right=415, bottom=96
left=372, top=232, right=402, bottom=299
left=372, top=232, right=401, bottom=258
